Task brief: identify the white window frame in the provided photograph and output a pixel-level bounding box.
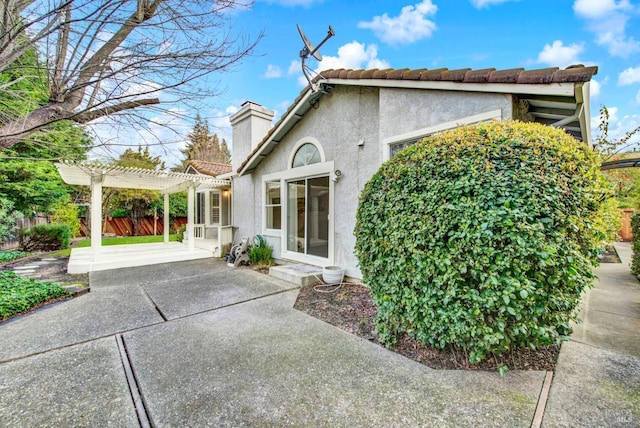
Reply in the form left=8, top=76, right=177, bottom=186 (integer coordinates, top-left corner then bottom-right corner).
left=262, top=160, right=335, bottom=265
left=288, top=137, right=325, bottom=168
left=262, top=178, right=282, bottom=236
left=383, top=109, right=503, bottom=161
left=210, top=190, right=220, bottom=225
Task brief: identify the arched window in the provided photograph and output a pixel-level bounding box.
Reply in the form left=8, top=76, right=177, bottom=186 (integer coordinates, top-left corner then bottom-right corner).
left=291, top=142, right=321, bottom=168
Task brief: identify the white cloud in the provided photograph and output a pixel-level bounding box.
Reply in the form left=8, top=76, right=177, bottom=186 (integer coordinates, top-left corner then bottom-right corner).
left=320, top=42, right=391, bottom=70
left=573, top=0, right=639, bottom=58
left=573, top=0, right=632, bottom=19
left=293, top=41, right=391, bottom=87
left=535, top=40, right=584, bottom=68
left=619, top=66, right=640, bottom=85
left=287, top=60, right=301, bottom=76
left=590, top=106, right=640, bottom=150
left=636, top=89, right=640, bottom=104
left=470, top=0, right=518, bottom=8
left=264, top=64, right=282, bottom=78
left=358, top=0, right=438, bottom=45
left=590, top=78, right=601, bottom=97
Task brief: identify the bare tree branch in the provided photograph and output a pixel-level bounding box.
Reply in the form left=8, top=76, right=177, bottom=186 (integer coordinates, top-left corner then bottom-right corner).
left=0, top=0, right=262, bottom=150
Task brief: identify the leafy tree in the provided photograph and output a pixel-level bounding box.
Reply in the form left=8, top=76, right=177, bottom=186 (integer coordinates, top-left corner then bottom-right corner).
left=0, top=46, right=91, bottom=213
left=173, top=114, right=231, bottom=171
left=50, top=202, right=81, bottom=238
left=106, top=146, right=163, bottom=235
left=0, top=197, right=23, bottom=243
left=0, top=0, right=262, bottom=150
left=355, top=121, right=610, bottom=365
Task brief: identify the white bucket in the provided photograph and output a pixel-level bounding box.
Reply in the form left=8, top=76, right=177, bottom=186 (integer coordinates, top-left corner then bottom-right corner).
left=322, top=266, right=345, bottom=284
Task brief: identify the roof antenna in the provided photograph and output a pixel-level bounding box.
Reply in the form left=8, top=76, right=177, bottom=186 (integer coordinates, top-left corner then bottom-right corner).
left=297, top=24, right=335, bottom=92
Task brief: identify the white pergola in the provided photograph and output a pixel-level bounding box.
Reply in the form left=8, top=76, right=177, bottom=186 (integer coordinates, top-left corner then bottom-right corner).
left=55, top=162, right=230, bottom=259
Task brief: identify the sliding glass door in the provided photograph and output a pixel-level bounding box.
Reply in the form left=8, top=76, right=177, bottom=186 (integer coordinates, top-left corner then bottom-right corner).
left=287, top=176, right=329, bottom=258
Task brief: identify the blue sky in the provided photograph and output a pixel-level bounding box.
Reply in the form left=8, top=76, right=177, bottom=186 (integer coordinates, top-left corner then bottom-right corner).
left=92, top=0, right=640, bottom=167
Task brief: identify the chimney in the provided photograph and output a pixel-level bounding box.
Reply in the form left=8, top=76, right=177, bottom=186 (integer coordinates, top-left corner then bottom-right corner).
left=230, top=101, right=274, bottom=172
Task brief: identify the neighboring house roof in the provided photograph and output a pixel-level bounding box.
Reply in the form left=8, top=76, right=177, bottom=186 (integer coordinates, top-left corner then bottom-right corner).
left=185, top=160, right=232, bottom=177
left=238, top=64, right=598, bottom=175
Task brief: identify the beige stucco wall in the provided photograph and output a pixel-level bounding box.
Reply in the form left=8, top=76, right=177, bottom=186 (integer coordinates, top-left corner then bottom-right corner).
left=232, top=85, right=514, bottom=278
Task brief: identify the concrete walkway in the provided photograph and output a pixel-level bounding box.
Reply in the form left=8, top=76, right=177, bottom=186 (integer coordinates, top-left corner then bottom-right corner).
left=0, top=245, right=638, bottom=427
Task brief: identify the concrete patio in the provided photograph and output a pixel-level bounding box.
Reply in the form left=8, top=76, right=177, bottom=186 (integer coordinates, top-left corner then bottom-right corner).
left=0, top=243, right=638, bottom=426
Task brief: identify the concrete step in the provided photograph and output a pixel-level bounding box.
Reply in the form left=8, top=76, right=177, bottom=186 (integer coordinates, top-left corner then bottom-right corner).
left=269, top=264, right=323, bottom=287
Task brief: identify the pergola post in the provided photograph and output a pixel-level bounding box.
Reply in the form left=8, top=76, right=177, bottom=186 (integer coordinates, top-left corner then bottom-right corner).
left=90, top=174, right=103, bottom=258
left=187, top=184, right=195, bottom=252
left=163, top=193, right=170, bottom=243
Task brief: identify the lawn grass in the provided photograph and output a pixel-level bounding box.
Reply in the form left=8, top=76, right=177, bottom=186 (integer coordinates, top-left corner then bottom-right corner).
left=50, top=234, right=180, bottom=256
left=0, top=271, right=70, bottom=320
left=75, top=234, right=179, bottom=248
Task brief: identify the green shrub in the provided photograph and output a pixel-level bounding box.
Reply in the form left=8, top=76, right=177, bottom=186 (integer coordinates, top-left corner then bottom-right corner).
left=248, top=240, right=274, bottom=265
left=355, top=121, right=609, bottom=364
left=0, top=270, right=70, bottom=320
left=0, top=251, right=28, bottom=263
left=631, top=211, right=640, bottom=278
left=19, top=224, right=72, bottom=252
left=176, top=225, right=186, bottom=243
left=50, top=203, right=81, bottom=238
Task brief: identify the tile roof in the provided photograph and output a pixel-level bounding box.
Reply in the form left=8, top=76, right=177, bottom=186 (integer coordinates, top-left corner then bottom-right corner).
left=317, top=64, right=598, bottom=84
left=186, top=160, right=232, bottom=177
left=238, top=65, right=597, bottom=175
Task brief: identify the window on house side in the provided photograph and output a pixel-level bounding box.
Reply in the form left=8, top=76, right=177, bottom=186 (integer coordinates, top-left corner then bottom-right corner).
left=265, top=180, right=281, bottom=230
left=210, top=192, right=220, bottom=224
left=292, top=143, right=321, bottom=168
left=389, top=140, right=419, bottom=158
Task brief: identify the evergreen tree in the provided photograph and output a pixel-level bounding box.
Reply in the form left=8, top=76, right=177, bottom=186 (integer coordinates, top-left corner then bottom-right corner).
left=106, top=146, right=163, bottom=236
left=0, top=47, right=91, bottom=214
left=173, top=114, right=231, bottom=171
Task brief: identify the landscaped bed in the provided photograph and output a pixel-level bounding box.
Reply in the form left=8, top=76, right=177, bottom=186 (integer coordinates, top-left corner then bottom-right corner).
left=293, top=282, right=560, bottom=372
left=0, top=270, right=70, bottom=321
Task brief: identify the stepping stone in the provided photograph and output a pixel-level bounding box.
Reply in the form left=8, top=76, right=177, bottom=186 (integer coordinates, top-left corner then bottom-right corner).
left=13, top=269, right=36, bottom=274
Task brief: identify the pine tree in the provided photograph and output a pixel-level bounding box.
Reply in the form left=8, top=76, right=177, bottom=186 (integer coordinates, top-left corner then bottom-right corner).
left=173, top=114, right=231, bottom=171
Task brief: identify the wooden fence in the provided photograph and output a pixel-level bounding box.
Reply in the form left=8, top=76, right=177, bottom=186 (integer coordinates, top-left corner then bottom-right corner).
left=79, top=217, right=188, bottom=237
left=619, top=209, right=637, bottom=242
left=0, top=215, right=49, bottom=250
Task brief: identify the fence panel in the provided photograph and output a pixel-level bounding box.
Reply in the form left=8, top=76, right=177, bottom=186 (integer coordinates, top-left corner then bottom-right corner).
left=619, top=209, right=637, bottom=242
left=79, top=217, right=187, bottom=237
left=0, top=215, right=49, bottom=250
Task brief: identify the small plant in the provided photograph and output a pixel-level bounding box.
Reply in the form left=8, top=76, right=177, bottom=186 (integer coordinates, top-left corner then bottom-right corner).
left=0, top=250, right=29, bottom=263
left=248, top=239, right=274, bottom=265
left=175, top=225, right=187, bottom=243
left=0, top=271, right=70, bottom=320
left=19, top=224, right=71, bottom=252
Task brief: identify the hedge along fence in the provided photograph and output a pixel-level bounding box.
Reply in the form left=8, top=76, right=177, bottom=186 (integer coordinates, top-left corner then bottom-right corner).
left=355, top=121, right=611, bottom=364
left=630, top=211, right=640, bottom=279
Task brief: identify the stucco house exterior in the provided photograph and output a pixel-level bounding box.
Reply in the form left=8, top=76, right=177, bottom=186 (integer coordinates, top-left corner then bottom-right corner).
left=228, top=65, right=598, bottom=279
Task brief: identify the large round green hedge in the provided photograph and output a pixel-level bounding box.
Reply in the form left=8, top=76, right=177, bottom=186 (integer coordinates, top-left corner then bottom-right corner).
left=354, top=121, right=609, bottom=363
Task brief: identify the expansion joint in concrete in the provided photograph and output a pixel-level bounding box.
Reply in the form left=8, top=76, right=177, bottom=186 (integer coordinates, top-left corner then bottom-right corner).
left=116, top=334, right=153, bottom=428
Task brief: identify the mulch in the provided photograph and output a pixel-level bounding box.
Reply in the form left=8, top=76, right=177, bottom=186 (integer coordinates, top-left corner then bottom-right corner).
left=293, top=282, right=559, bottom=371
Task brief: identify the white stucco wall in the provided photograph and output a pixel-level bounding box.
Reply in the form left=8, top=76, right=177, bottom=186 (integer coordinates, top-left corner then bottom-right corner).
left=232, top=85, right=515, bottom=279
